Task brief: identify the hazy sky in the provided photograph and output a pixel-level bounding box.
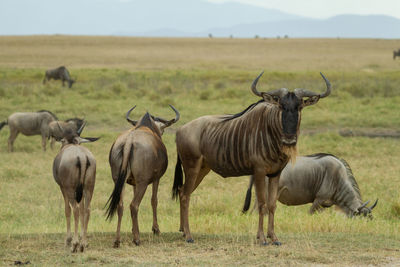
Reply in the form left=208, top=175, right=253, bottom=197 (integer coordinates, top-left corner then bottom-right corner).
left=208, top=0, right=400, bottom=19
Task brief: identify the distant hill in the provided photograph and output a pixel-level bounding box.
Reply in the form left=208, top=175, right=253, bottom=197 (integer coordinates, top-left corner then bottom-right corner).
left=205, top=15, right=400, bottom=38
left=1, top=0, right=399, bottom=38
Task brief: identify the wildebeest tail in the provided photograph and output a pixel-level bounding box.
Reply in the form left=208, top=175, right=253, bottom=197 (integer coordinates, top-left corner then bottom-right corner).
left=172, top=154, right=183, bottom=201
left=242, top=175, right=254, bottom=213
left=105, top=143, right=133, bottom=220
left=75, top=156, right=91, bottom=203
left=0, top=120, right=7, bottom=131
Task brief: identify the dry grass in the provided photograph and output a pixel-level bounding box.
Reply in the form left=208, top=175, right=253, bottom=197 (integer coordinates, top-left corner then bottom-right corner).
left=0, top=36, right=400, bottom=266
left=1, top=36, right=400, bottom=71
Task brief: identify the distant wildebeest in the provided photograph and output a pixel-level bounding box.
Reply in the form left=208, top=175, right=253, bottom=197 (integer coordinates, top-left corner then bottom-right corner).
left=393, top=49, right=400, bottom=60
left=172, top=72, right=331, bottom=245
left=106, top=105, right=180, bottom=247
left=43, top=66, right=76, bottom=88
left=0, top=110, right=58, bottom=152
left=242, top=153, right=378, bottom=218
left=49, top=118, right=85, bottom=149
left=52, top=122, right=99, bottom=252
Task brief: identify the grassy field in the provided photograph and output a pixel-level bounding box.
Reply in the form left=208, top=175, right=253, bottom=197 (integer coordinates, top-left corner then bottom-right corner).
left=0, top=36, right=400, bottom=266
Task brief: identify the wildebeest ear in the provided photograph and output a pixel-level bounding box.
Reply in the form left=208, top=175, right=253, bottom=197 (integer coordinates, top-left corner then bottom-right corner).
left=302, top=95, right=320, bottom=107
left=261, top=93, right=280, bottom=105
left=78, top=137, right=100, bottom=144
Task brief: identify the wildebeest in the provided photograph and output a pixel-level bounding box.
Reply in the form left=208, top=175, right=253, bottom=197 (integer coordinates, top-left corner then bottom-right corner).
left=52, top=122, right=99, bottom=252
left=49, top=118, right=85, bottom=149
left=43, top=66, right=76, bottom=88
left=172, top=72, right=331, bottom=245
left=0, top=110, right=58, bottom=152
left=106, top=105, right=180, bottom=247
left=242, top=153, right=378, bottom=218
left=393, top=49, right=400, bottom=60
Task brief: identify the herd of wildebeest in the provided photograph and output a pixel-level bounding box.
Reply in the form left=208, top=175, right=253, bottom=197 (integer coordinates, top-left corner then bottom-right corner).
left=0, top=66, right=380, bottom=252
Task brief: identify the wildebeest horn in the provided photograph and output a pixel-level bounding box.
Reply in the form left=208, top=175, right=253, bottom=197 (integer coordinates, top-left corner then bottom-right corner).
left=251, top=71, right=288, bottom=98
left=369, top=199, right=378, bottom=210
left=126, top=105, right=137, bottom=126
left=294, top=72, right=331, bottom=98
left=154, top=105, right=180, bottom=127
left=77, top=121, right=86, bottom=136
left=167, top=104, right=180, bottom=125
left=358, top=200, right=370, bottom=211
left=251, top=71, right=264, bottom=97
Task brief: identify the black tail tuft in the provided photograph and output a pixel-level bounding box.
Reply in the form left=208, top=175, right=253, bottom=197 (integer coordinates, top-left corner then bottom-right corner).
left=242, top=176, right=254, bottom=213
left=105, top=169, right=127, bottom=221
left=75, top=183, right=83, bottom=203
left=172, top=154, right=183, bottom=201
left=0, top=121, right=7, bottom=131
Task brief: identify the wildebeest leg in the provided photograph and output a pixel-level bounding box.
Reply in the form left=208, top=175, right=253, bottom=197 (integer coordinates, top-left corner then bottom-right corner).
left=266, top=176, right=281, bottom=245
left=151, top=179, right=160, bottom=235
left=62, top=191, right=72, bottom=246
left=62, top=79, right=65, bottom=87
left=71, top=201, right=80, bottom=253
left=253, top=170, right=268, bottom=245
left=309, top=199, right=324, bottom=214
left=80, top=188, right=93, bottom=252
left=7, top=129, right=19, bottom=153
left=179, top=165, right=210, bottom=232
left=180, top=157, right=202, bottom=242
left=41, top=134, right=47, bottom=151
left=130, top=182, right=148, bottom=246
left=114, top=189, right=124, bottom=248
left=50, top=137, right=55, bottom=150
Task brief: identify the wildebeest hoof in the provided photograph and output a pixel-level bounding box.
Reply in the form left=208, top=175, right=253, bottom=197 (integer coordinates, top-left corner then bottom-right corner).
left=272, top=241, right=282, bottom=246
left=133, top=239, right=140, bottom=246
left=186, top=238, right=194, bottom=243
left=152, top=227, right=160, bottom=235
left=79, top=244, right=85, bottom=252
left=71, top=242, right=79, bottom=253
left=113, top=240, right=120, bottom=248
left=65, top=237, right=72, bottom=246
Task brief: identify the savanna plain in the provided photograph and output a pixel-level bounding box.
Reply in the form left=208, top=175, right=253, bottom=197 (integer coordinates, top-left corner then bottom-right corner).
left=0, top=36, right=400, bottom=266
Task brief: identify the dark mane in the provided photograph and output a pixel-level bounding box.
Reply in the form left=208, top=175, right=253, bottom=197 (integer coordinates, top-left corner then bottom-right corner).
left=307, top=153, right=361, bottom=200
left=221, top=99, right=264, bottom=122
left=37, top=110, right=58, bottom=120
left=66, top=118, right=84, bottom=129
left=306, top=153, right=337, bottom=159
left=137, top=112, right=158, bottom=133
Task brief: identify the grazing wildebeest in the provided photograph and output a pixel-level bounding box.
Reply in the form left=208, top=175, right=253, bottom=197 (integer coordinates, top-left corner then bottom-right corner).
left=242, top=153, right=378, bottom=218
left=49, top=118, right=85, bottom=149
left=0, top=110, right=58, bottom=152
left=106, top=105, right=180, bottom=247
left=393, top=49, right=400, bottom=60
left=172, top=72, right=332, bottom=245
left=53, top=122, right=99, bottom=252
left=43, top=66, right=76, bottom=88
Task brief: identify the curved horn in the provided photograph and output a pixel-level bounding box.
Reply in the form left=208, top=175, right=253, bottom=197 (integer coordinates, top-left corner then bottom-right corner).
left=358, top=200, right=370, bottom=211
left=167, top=104, right=180, bottom=124
left=154, top=105, right=181, bottom=127
left=251, top=71, right=264, bottom=97
left=369, top=199, right=378, bottom=210
left=294, top=72, right=331, bottom=98
left=77, top=121, right=86, bottom=136
left=319, top=72, right=331, bottom=98
left=126, top=105, right=137, bottom=126
left=251, top=71, right=288, bottom=98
